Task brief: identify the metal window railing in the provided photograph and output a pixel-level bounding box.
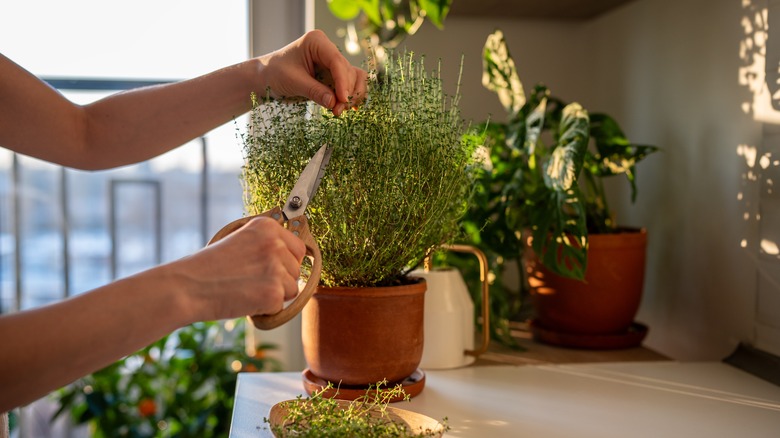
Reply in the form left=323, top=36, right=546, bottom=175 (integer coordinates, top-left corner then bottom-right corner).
left=109, top=179, right=163, bottom=280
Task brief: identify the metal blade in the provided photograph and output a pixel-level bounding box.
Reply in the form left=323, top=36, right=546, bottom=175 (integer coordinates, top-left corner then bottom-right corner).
left=282, top=144, right=332, bottom=219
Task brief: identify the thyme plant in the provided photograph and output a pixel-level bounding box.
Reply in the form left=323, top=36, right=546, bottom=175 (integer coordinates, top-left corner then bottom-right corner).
left=242, top=52, right=476, bottom=287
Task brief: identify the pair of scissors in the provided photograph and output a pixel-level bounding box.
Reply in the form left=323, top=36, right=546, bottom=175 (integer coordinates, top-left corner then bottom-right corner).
left=207, top=144, right=332, bottom=330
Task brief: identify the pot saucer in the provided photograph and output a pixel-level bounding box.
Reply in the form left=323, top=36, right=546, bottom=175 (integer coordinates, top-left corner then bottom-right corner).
left=530, top=319, right=649, bottom=350
left=302, top=368, right=426, bottom=402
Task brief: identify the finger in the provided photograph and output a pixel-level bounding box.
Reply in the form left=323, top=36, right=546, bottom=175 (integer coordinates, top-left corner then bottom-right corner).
left=309, top=66, right=337, bottom=110
left=336, top=65, right=357, bottom=105
left=350, top=67, right=368, bottom=108
left=277, top=226, right=307, bottom=262
left=282, top=276, right=300, bottom=301
left=263, top=285, right=286, bottom=315
left=255, top=267, right=298, bottom=313
left=305, top=77, right=337, bottom=110
left=246, top=218, right=305, bottom=278
left=278, top=247, right=304, bottom=280
left=306, top=31, right=355, bottom=104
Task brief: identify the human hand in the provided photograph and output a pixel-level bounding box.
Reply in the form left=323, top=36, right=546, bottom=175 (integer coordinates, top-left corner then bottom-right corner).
left=175, top=216, right=307, bottom=322
left=256, top=29, right=367, bottom=116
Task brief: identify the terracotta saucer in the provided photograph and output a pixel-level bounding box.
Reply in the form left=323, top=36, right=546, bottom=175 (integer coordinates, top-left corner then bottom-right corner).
left=302, top=368, right=426, bottom=402
left=530, top=319, right=649, bottom=350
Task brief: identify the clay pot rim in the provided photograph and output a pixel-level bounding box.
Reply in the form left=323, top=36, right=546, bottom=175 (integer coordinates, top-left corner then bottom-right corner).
left=317, top=276, right=426, bottom=297
left=588, top=227, right=647, bottom=249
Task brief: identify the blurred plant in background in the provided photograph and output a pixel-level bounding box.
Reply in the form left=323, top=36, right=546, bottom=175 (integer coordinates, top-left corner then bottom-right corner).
left=327, top=0, right=452, bottom=67
left=447, top=29, right=657, bottom=347
left=54, top=319, right=280, bottom=437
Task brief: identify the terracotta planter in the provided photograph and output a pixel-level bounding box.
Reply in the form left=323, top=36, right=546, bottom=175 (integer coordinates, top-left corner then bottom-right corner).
left=302, top=278, right=426, bottom=386
left=525, top=228, right=647, bottom=337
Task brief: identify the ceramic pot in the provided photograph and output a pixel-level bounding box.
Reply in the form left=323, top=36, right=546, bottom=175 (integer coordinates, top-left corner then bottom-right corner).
left=301, top=278, right=426, bottom=386
left=412, top=243, right=491, bottom=370
left=525, top=228, right=647, bottom=335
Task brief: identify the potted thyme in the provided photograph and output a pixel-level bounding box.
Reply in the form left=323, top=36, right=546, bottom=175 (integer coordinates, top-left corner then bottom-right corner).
left=242, top=51, right=476, bottom=390
left=459, top=30, right=659, bottom=348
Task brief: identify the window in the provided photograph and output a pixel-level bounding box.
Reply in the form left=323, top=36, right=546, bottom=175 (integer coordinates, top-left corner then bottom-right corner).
left=0, top=1, right=250, bottom=311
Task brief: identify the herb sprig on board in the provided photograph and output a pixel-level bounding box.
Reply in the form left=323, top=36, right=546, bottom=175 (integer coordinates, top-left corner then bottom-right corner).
left=265, top=380, right=448, bottom=437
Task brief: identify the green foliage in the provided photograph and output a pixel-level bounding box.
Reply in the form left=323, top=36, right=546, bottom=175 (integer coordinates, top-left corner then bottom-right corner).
left=461, top=29, right=658, bottom=281
left=327, top=0, right=452, bottom=56
left=54, top=320, right=281, bottom=437
left=446, top=29, right=658, bottom=346
left=266, top=380, right=448, bottom=437
left=242, top=51, right=477, bottom=287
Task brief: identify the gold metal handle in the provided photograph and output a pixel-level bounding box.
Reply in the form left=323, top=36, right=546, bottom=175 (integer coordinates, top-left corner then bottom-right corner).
left=426, top=244, right=491, bottom=357
left=207, top=206, right=322, bottom=330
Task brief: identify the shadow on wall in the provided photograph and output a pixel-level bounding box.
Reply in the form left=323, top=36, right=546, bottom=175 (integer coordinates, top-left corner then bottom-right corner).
left=738, top=0, right=780, bottom=356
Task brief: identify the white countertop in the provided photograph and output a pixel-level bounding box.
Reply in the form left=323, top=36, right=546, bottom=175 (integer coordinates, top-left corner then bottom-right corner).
left=230, top=362, right=780, bottom=437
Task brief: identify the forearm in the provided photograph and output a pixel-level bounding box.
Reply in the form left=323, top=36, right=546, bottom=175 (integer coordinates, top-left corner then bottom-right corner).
left=0, top=53, right=262, bottom=170
left=0, top=263, right=197, bottom=412
left=78, top=59, right=262, bottom=169
left=0, top=214, right=304, bottom=412
left=0, top=30, right=365, bottom=170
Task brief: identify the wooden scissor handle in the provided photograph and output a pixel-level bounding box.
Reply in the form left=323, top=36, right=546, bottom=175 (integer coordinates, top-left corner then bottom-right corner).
left=207, top=206, right=322, bottom=330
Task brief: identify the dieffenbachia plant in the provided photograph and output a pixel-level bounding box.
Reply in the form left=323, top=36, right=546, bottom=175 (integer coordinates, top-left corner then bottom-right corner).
left=466, top=29, right=658, bottom=280
left=480, top=30, right=590, bottom=280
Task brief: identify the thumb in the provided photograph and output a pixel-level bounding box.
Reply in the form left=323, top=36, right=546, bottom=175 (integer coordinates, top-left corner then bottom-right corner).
left=300, top=75, right=336, bottom=110
left=304, top=67, right=337, bottom=109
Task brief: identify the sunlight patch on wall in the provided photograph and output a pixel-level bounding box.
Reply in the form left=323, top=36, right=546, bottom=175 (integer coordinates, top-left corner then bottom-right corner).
left=738, top=144, right=757, bottom=169
left=740, top=0, right=780, bottom=123
left=737, top=144, right=759, bottom=240
left=761, top=238, right=780, bottom=255
left=740, top=0, right=780, bottom=356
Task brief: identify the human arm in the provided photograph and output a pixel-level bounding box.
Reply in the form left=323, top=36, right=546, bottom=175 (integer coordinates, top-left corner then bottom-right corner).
left=0, top=217, right=306, bottom=412
left=0, top=29, right=367, bottom=170
left=0, top=29, right=359, bottom=413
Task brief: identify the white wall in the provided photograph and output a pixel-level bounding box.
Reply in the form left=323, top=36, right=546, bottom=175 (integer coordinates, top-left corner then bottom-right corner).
left=250, top=0, right=306, bottom=57
left=313, top=0, right=772, bottom=360
left=585, top=0, right=766, bottom=360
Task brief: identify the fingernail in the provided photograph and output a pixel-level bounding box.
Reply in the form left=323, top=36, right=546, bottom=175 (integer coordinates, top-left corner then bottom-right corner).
left=324, top=93, right=334, bottom=108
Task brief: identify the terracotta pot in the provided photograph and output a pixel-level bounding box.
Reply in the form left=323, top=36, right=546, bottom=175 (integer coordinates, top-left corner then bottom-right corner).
left=301, top=278, right=426, bottom=386
left=525, top=228, right=647, bottom=335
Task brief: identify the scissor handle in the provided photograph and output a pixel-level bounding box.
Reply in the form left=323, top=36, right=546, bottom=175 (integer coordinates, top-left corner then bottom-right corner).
left=207, top=206, right=322, bottom=330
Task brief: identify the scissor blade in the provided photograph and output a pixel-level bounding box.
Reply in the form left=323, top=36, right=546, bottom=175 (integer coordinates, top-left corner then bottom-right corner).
left=309, top=146, right=332, bottom=198
left=283, top=144, right=332, bottom=219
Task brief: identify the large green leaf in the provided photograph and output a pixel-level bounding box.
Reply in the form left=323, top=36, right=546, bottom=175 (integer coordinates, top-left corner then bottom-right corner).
left=418, top=0, right=452, bottom=28
left=588, top=112, right=626, bottom=145
left=362, top=0, right=383, bottom=26
left=482, top=30, right=525, bottom=118
left=522, top=97, right=547, bottom=159
left=327, top=0, right=363, bottom=20
left=588, top=113, right=659, bottom=201
left=543, top=102, right=589, bottom=191
left=521, top=102, right=590, bottom=280
left=529, top=189, right=588, bottom=280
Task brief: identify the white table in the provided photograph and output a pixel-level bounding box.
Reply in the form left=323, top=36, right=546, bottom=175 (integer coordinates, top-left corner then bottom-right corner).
left=230, top=362, right=780, bottom=437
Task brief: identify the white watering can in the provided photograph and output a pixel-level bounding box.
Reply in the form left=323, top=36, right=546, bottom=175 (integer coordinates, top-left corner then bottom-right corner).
left=412, top=244, right=490, bottom=369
